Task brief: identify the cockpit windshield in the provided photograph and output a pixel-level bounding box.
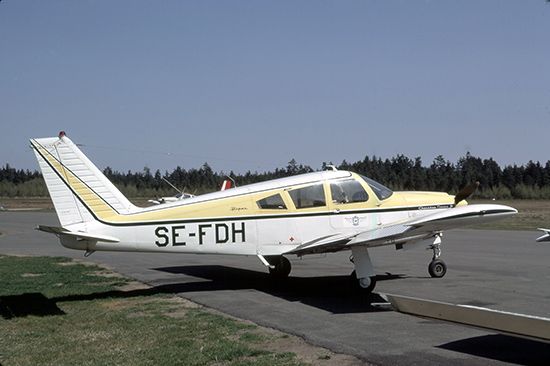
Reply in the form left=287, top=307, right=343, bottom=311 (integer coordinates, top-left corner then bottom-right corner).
left=357, top=174, right=393, bottom=201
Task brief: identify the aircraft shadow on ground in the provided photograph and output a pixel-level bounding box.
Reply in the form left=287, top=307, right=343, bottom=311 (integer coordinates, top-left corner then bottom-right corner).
left=0, top=293, right=66, bottom=319
left=0, top=288, right=169, bottom=320
left=0, top=265, right=398, bottom=319
left=4, top=267, right=548, bottom=365
left=438, top=334, right=550, bottom=365
left=152, top=264, right=404, bottom=314
left=151, top=265, right=550, bottom=365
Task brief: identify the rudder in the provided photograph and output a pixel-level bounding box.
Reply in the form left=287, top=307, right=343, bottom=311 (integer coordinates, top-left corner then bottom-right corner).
left=30, top=132, right=138, bottom=227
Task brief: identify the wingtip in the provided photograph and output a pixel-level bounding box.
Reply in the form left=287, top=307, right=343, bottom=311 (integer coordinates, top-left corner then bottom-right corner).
left=536, top=228, right=550, bottom=242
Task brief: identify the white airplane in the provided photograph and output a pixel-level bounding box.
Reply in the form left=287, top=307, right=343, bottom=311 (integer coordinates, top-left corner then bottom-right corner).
left=30, top=132, right=517, bottom=292
left=148, top=191, right=194, bottom=205
left=148, top=178, right=195, bottom=205
left=149, top=178, right=231, bottom=205
left=536, top=228, right=550, bottom=242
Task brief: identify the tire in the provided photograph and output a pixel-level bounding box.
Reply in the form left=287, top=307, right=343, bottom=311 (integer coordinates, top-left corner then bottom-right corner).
left=349, top=270, right=377, bottom=293
left=267, top=256, right=291, bottom=278
left=428, top=259, right=447, bottom=278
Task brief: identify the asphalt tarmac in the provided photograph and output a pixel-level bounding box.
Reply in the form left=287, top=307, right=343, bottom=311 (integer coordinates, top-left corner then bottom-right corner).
left=1, top=211, right=550, bottom=365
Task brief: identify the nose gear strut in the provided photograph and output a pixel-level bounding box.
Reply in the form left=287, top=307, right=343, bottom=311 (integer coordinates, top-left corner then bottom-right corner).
left=427, top=235, right=447, bottom=278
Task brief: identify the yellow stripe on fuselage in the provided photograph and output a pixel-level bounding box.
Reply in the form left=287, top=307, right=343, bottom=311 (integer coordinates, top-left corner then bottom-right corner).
left=38, top=144, right=120, bottom=218
left=37, top=143, right=259, bottom=224
left=37, top=142, right=461, bottom=226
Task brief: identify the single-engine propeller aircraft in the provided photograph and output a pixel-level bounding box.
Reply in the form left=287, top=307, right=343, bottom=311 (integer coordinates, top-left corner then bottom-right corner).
left=149, top=178, right=231, bottom=205
left=30, top=132, right=517, bottom=292
left=536, top=228, right=550, bottom=242
left=148, top=177, right=195, bottom=205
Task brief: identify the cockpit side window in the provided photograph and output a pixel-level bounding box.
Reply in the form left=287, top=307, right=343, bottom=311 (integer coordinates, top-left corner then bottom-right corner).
left=357, top=174, right=393, bottom=200
left=330, top=179, right=369, bottom=204
left=289, top=184, right=326, bottom=209
left=257, top=193, right=287, bottom=210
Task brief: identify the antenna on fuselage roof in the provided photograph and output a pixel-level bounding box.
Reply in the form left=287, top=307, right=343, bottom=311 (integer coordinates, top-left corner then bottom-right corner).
left=325, top=165, right=338, bottom=172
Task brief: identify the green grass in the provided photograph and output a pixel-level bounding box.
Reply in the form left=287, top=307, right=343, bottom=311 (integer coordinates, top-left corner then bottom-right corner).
left=468, top=199, right=550, bottom=230
left=0, top=256, right=307, bottom=366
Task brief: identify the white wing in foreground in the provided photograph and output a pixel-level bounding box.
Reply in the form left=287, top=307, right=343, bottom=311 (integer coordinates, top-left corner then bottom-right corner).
left=286, top=204, right=517, bottom=256
left=378, top=293, right=550, bottom=344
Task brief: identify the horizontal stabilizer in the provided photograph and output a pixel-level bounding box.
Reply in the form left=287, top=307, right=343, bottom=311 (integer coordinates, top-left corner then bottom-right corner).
left=536, top=228, right=550, bottom=242
left=378, top=293, right=550, bottom=344
left=36, top=225, right=120, bottom=243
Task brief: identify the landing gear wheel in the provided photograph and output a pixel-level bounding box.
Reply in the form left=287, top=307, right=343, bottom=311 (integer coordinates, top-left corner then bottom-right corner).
left=266, top=256, right=291, bottom=278
left=349, top=270, right=377, bottom=293
left=428, top=259, right=447, bottom=278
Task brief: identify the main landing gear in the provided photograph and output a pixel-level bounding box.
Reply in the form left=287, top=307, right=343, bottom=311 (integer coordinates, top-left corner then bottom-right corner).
left=260, top=255, right=292, bottom=278
left=349, top=270, right=377, bottom=293
left=349, top=246, right=377, bottom=293
left=349, top=236, right=448, bottom=294
left=258, top=237, right=447, bottom=294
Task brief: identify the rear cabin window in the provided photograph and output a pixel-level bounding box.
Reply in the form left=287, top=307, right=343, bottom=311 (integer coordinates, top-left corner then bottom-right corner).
left=257, top=193, right=287, bottom=210
left=330, top=179, right=369, bottom=204
left=289, top=184, right=326, bottom=209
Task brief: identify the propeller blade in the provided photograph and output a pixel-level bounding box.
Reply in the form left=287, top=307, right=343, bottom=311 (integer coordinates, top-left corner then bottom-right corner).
left=455, top=181, right=479, bottom=204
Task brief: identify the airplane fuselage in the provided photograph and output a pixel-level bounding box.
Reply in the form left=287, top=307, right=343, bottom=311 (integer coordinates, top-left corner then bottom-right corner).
left=59, top=170, right=458, bottom=256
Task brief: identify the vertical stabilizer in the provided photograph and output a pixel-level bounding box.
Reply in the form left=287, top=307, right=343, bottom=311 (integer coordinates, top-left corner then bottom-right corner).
left=30, top=132, right=138, bottom=227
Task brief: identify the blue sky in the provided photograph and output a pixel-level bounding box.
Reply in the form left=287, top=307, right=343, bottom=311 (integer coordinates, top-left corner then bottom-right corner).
left=2, top=1, right=550, bottom=175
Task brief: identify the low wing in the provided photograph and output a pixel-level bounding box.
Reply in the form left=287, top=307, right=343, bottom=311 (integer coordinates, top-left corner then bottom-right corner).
left=378, top=293, right=550, bottom=344
left=37, top=225, right=120, bottom=243
left=536, top=228, right=550, bottom=242
left=286, top=204, right=517, bottom=256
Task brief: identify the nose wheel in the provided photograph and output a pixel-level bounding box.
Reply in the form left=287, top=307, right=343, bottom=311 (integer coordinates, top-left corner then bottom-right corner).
left=427, top=240, right=447, bottom=278
left=428, top=258, right=447, bottom=278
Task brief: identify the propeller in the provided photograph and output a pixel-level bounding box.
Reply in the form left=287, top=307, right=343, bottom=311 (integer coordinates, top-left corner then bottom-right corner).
left=454, top=181, right=479, bottom=205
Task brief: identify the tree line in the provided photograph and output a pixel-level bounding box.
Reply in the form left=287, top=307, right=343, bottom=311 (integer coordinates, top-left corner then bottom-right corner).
left=2, top=153, right=550, bottom=199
